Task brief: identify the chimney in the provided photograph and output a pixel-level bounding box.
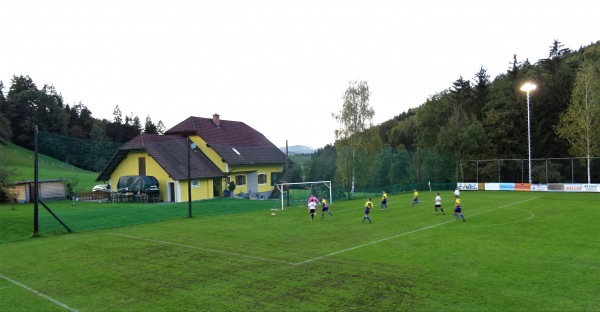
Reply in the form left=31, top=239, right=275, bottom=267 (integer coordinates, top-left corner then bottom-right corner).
left=212, top=114, right=220, bottom=127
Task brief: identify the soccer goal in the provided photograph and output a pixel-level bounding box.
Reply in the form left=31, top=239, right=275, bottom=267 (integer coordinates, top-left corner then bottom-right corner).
left=275, top=181, right=332, bottom=210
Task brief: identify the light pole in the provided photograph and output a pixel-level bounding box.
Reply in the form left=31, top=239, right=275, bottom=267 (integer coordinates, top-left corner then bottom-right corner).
left=520, top=82, right=536, bottom=184
left=187, top=136, right=197, bottom=218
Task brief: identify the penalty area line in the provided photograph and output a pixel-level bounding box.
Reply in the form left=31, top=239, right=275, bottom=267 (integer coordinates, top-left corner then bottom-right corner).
left=293, top=219, right=456, bottom=265
left=0, top=273, right=79, bottom=312
left=294, top=197, right=538, bottom=265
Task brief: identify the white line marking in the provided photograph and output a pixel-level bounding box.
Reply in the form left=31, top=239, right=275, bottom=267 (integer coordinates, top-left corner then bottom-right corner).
left=107, top=233, right=294, bottom=265
left=0, top=274, right=79, bottom=312
left=108, top=198, right=537, bottom=267
left=293, top=219, right=457, bottom=265
left=296, top=197, right=538, bottom=264
left=467, top=197, right=537, bottom=218
left=463, top=208, right=535, bottom=227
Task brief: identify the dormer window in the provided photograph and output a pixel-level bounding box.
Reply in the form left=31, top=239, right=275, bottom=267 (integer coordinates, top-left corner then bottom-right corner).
left=232, top=147, right=241, bottom=155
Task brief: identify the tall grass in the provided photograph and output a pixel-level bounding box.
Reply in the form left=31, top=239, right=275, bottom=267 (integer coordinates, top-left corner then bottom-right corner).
left=1, top=191, right=598, bottom=311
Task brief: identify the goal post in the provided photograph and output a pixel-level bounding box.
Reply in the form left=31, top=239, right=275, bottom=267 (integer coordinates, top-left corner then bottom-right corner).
left=275, top=181, right=332, bottom=210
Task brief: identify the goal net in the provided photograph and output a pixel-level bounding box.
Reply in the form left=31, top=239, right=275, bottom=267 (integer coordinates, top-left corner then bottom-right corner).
left=275, top=181, right=332, bottom=210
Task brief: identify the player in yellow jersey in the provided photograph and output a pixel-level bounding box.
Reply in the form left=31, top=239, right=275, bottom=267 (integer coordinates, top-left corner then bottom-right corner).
left=454, top=195, right=465, bottom=222
left=381, top=191, right=388, bottom=211
left=362, top=198, right=373, bottom=223
left=412, top=189, right=422, bottom=207
left=321, top=197, right=333, bottom=218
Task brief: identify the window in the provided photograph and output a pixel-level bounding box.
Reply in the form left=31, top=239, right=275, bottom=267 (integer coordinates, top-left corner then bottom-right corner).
left=258, top=173, right=267, bottom=185
left=192, top=180, right=200, bottom=188
left=235, top=175, right=246, bottom=186
left=138, top=157, right=146, bottom=176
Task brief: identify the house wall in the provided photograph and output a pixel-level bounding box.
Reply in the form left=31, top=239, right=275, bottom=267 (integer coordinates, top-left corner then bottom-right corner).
left=191, top=136, right=228, bottom=172
left=177, top=178, right=214, bottom=202
left=110, top=151, right=171, bottom=202
left=111, top=151, right=216, bottom=203
left=227, top=164, right=283, bottom=198
left=6, top=184, right=28, bottom=203
left=6, top=181, right=66, bottom=203
left=41, top=181, right=67, bottom=200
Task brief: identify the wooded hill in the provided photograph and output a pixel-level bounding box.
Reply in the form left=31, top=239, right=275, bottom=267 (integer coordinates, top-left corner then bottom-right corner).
left=1, top=40, right=599, bottom=164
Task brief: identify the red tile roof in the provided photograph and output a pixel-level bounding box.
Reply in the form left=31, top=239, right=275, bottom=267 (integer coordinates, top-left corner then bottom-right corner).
left=165, top=116, right=287, bottom=166
left=97, top=134, right=223, bottom=181
left=97, top=115, right=288, bottom=181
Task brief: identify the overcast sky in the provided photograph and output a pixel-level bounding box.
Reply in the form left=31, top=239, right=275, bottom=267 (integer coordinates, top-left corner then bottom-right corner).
left=1, top=0, right=598, bottom=148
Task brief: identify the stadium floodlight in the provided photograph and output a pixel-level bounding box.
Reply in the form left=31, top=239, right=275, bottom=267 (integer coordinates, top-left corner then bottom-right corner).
left=520, top=82, right=536, bottom=184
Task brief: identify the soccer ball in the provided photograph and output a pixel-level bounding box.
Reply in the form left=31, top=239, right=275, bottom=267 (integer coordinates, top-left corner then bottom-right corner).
left=271, top=212, right=276, bottom=216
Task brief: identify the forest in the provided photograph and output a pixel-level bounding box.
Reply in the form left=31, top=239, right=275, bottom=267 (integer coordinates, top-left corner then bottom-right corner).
left=1, top=40, right=599, bottom=192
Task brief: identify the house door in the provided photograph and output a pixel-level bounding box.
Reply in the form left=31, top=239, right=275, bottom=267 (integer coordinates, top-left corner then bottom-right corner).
left=213, top=178, right=222, bottom=197
left=168, top=182, right=175, bottom=202
left=247, top=172, right=258, bottom=198
left=138, top=157, right=146, bottom=176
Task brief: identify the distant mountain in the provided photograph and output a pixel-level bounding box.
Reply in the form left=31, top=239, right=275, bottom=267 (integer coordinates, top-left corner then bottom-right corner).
left=278, top=145, right=316, bottom=154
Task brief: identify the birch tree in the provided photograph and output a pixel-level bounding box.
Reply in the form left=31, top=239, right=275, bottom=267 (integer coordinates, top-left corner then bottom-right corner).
left=333, top=80, right=374, bottom=199
left=556, top=61, right=600, bottom=183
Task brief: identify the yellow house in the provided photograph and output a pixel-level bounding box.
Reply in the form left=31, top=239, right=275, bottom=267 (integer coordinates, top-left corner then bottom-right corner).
left=96, top=114, right=288, bottom=202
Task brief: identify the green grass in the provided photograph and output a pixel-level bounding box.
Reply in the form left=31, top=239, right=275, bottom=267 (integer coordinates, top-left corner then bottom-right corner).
left=1, top=191, right=599, bottom=311
left=1, top=141, right=99, bottom=191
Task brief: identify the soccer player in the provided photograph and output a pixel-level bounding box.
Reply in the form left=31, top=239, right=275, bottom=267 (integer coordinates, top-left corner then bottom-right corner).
left=308, top=200, right=318, bottom=221
left=381, top=191, right=388, bottom=210
left=412, top=189, right=422, bottom=207
left=454, top=195, right=465, bottom=222
left=321, top=197, right=333, bottom=218
left=308, top=194, right=319, bottom=205
left=434, top=192, right=445, bottom=214
left=362, top=198, right=373, bottom=223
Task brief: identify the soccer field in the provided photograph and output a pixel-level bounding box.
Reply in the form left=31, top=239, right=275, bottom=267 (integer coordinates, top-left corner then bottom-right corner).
left=0, top=191, right=599, bottom=311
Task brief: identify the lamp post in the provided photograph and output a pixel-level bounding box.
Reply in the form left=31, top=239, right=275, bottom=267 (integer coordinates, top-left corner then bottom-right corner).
left=520, top=82, right=536, bottom=184
left=187, top=136, right=197, bottom=218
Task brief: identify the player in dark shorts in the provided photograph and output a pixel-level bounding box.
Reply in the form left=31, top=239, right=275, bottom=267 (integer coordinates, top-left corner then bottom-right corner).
left=362, top=198, right=373, bottom=223
left=321, top=197, right=333, bottom=218
left=454, top=195, right=465, bottom=222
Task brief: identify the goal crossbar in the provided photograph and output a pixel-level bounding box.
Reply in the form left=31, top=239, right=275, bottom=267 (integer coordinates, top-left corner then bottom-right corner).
left=275, top=181, right=332, bottom=210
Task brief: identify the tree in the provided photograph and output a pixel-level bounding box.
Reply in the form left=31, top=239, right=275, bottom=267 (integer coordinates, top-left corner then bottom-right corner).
left=306, top=144, right=336, bottom=182
left=144, top=116, right=158, bottom=134
left=3, top=76, right=68, bottom=148
left=442, top=76, right=486, bottom=181
left=481, top=73, right=522, bottom=158
left=533, top=40, right=577, bottom=158
left=0, top=149, right=17, bottom=203
left=112, top=105, right=123, bottom=124
left=156, top=120, right=166, bottom=135
left=555, top=60, right=600, bottom=183
left=332, top=80, right=374, bottom=199
left=0, top=112, right=11, bottom=143
left=0, top=81, right=9, bottom=142
left=473, top=66, right=490, bottom=121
